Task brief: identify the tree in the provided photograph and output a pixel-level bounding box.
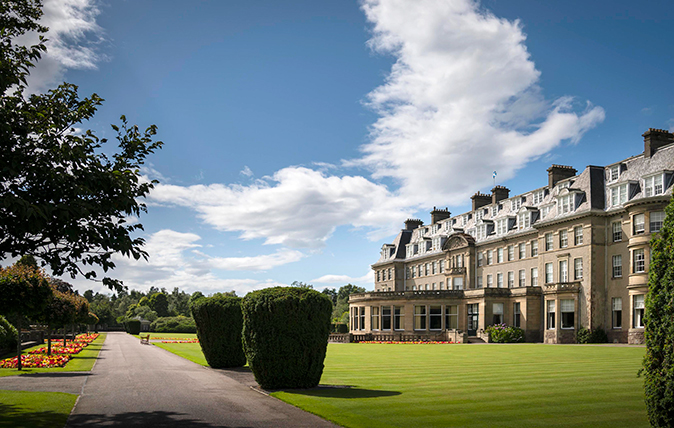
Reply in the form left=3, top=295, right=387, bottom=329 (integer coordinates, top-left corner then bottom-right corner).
left=0, top=260, right=52, bottom=369
left=321, top=288, right=337, bottom=305
left=332, top=284, right=366, bottom=323
left=0, top=0, right=163, bottom=292
left=148, top=292, right=169, bottom=317
left=36, top=285, right=77, bottom=355
left=291, top=281, right=313, bottom=289
left=643, top=198, right=674, bottom=426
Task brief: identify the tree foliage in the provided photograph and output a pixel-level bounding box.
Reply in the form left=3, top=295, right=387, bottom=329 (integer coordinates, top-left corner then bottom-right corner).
left=148, top=292, right=169, bottom=317
left=0, top=0, right=163, bottom=292
left=643, top=198, right=674, bottom=427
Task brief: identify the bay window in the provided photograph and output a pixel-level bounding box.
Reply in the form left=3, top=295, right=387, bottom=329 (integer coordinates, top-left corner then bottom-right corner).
left=633, top=295, right=645, bottom=328
left=561, top=299, right=575, bottom=329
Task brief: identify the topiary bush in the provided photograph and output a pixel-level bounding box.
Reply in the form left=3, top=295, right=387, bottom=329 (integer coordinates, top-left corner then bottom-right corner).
left=126, top=319, right=141, bottom=335
left=576, top=327, right=608, bottom=344
left=242, top=287, right=333, bottom=389
left=0, top=315, right=18, bottom=353
left=485, top=324, right=524, bottom=343
left=191, top=294, right=246, bottom=368
left=151, top=316, right=196, bottom=333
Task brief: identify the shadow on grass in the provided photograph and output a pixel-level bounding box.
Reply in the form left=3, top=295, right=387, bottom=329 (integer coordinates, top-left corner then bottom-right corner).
left=280, top=385, right=402, bottom=399
left=17, top=372, right=91, bottom=378
left=67, top=411, right=238, bottom=427
left=0, top=402, right=69, bottom=428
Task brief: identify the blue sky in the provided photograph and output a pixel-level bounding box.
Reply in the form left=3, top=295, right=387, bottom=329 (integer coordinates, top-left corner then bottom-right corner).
left=30, top=0, right=674, bottom=296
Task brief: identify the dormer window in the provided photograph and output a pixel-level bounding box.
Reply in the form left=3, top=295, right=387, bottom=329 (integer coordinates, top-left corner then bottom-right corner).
left=476, top=224, right=487, bottom=239
left=609, top=183, right=628, bottom=207
left=558, top=194, right=574, bottom=214
left=644, top=174, right=664, bottom=197
left=558, top=181, right=571, bottom=190
left=541, top=206, right=551, bottom=219
left=532, top=190, right=545, bottom=205
left=496, top=218, right=508, bottom=235
left=609, top=165, right=620, bottom=182
left=517, top=212, right=531, bottom=230
left=475, top=210, right=483, bottom=221
left=491, top=205, right=499, bottom=216
left=511, top=198, right=522, bottom=211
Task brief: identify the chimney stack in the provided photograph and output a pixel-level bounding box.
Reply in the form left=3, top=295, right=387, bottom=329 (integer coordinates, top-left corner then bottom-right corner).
left=643, top=128, right=673, bottom=158
left=491, top=185, right=510, bottom=205
left=404, top=218, right=424, bottom=230
left=430, top=207, right=450, bottom=224
left=547, top=165, right=577, bottom=188
left=471, top=192, right=492, bottom=211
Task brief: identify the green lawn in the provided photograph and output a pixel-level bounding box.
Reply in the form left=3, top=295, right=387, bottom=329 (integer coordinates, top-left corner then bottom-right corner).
left=132, top=332, right=197, bottom=340
left=272, top=343, right=648, bottom=428
left=0, top=333, right=106, bottom=377
left=153, top=342, right=208, bottom=366
left=0, top=390, right=77, bottom=428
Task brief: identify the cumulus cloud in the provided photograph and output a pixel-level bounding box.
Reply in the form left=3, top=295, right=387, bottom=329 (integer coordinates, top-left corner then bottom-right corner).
left=149, top=167, right=411, bottom=248
left=355, top=0, right=605, bottom=205
left=311, top=271, right=374, bottom=286
left=19, top=0, right=105, bottom=93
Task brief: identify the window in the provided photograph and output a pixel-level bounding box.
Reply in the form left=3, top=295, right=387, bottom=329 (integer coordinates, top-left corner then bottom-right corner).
left=508, top=245, right=514, bottom=261
left=477, top=275, right=483, bottom=288
left=531, top=267, right=538, bottom=286
left=492, top=303, right=504, bottom=325
left=371, top=307, right=380, bottom=330
left=414, top=306, right=427, bottom=330
left=496, top=219, right=508, bottom=235
left=492, top=205, right=499, bottom=216
left=382, top=306, right=392, bottom=330
left=453, top=277, right=464, bottom=290
left=547, top=300, right=556, bottom=329
left=574, top=226, right=583, bottom=245
left=475, top=209, right=483, bottom=221
left=487, top=250, right=493, bottom=265
left=477, top=252, right=483, bottom=267
left=545, top=233, right=553, bottom=251
left=432, top=261, right=437, bottom=275
left=487, top=274, right=493, bottom=288
left=519, top=243, right=526, bottom=259
left=511, top=198, right=522, bottom=211
left=650, top=211, right=665, bottom=233
left=612, top=221, right=622, bottom=242
left=425, top=263, right=430, bottom=276
left=497, top=273, right=503, bottom=288
left=388, top=268, right=392, bottom=280
left=405, top=267, right=410, bottom=279
left=574, top=258, right=583, bottom=280
left=531, top=240, right=538, bottom=257
left=429, top=306, right=442, bottom=330
left=519, top=269, right=526, bottom=287
left=541, top=206, right=551, bottom=218
left=439, top=260, right=445, bottom=273
left=518, top=212, right=531, bottom=230
left=497, top=248, right=504, bottom=263
left=508, top=271, right=514, bottom=288
left=561, top=299, right=574, bottom=329
left=634, top=214, right=645, bottom=235
left=545, top=263, right=553, bottom=283
left=533, top=190, right=544, bottom=205
left=476, top=224, right=487, bottom=239
left=411, top=266, right=416, bottom=278
left=359, top=307, right=365, bottom=331
left=559, top=260, right=568, bottom=283
left=612, top=298, right=622, bottom=329
left=633, top=248, right=645, bottom=273
left=560, top=230, right=568, bottom=248
left=644, top=174, right=664, bottom=197
left=394, top=306, right=404, bottom=330
left=445, top=305, right=458, bottom=329
left=513, top=302, right=521, bottom=328
left=376, top=270, right=380, bottom=282
left=456, top=254, right=464, bottom=268
left=558, top=194, right=573, bottom=214
left=612, top=255, right=622, bottom=278
left=610, top=183, right=628, bottom=207
left=633, top=295, right=645, bottom=328
left=609, top=165, right=620, bottom=182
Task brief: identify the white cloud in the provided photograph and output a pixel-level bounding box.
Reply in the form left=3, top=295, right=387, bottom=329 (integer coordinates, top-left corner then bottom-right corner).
left=19, top=0, right=105, bottom=93
left=199, top=249, right=305, bottom=271
left=311, top=271, right=374, bottom=286
left=355, top=0, right=605, bottom=206
left=240, top=166, right=254, bottom=177
left=149, top=167, right=411, bottom=249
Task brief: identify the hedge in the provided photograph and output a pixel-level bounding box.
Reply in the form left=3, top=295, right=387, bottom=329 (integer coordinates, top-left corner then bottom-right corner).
left=576, top=327, right=608, bottom=344
left=151, top=316, right=196, bottom=333
left=242, top=287, right=333, bottom=389
left=0, top=315, right=18, bottom=353
left=191, top=295, right=246, bottom=368
left=126, top=319, right=141, bottom=335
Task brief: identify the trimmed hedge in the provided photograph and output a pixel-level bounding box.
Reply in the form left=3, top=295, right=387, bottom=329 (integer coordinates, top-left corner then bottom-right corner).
left=151, top=316, right=196, bottom=333
left=0, top=315, right=18, bottom=353
left=242, top=287, right=333, bottom=389
left=191, top=295, right=246, bottom=368
left=576, top=327, right=608, bottom=344
left=126, top=319, right=141, bottom=335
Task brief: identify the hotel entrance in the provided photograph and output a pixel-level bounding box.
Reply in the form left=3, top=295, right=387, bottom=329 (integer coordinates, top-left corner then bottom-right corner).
left=467, top=303, right=479, bottom=335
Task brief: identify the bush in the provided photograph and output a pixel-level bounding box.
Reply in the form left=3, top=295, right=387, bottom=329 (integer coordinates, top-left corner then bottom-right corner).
left=151, top=316, right=196, bottom=333
left=242, top=287, right=333, bottom=389
left=191, top=295, right=246, bottom=368
left=126, top=319, right=141, bottom=335
left=486, top=324, right=524, bottom=343
left=331, top=323, right=348, bottom=334
left=576, top=327, right=608, bottom=344
left=0, top=315, right=18, bottom=352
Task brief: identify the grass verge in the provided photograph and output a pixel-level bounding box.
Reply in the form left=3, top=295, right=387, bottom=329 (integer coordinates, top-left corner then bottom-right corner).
left=131, top=332, right=197, bottom=340
left=153, top=342, right=207, bottom=366
left=0, top=333, right=106, bottom=377
left=0, top=390, right=78, bottom=428
left=272, top=343, right=648, bottom=428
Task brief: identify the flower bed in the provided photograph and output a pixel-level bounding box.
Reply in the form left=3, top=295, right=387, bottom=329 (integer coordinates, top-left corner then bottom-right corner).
left=161, top=339, right=199, bottom=343
left=358, top=340, right=454, bottom=344
left=28, top=344, right=84, bottom=355
left=0, top=354, right=70, bottom=368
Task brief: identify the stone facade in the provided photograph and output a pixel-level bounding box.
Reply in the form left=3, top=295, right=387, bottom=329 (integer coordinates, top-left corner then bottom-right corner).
left=351, top=128, right=674, bottom=344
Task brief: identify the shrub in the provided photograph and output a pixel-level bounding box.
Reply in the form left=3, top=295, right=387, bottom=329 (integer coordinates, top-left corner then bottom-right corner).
left=151, top=316, right=196, bottom=333
left=126, top=319, right=141, bottom=335
left=485, top=324, right=524, bottom=343
left=576, top=327, right=608, bottom=344
left=331, top=323, right=348, bottom=334
left=242, top=287, right=333, bottom=389
left=0, top=315, right=18, bottom=352
left=191, top=295, right=246, bottom=368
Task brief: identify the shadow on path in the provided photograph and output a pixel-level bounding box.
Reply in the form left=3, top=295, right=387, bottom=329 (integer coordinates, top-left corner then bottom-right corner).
left=278, top=386, right=402, bottom=399
left=68, top=411, right=249, bottom=428
left=16, top=372, right=91, bottom=378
